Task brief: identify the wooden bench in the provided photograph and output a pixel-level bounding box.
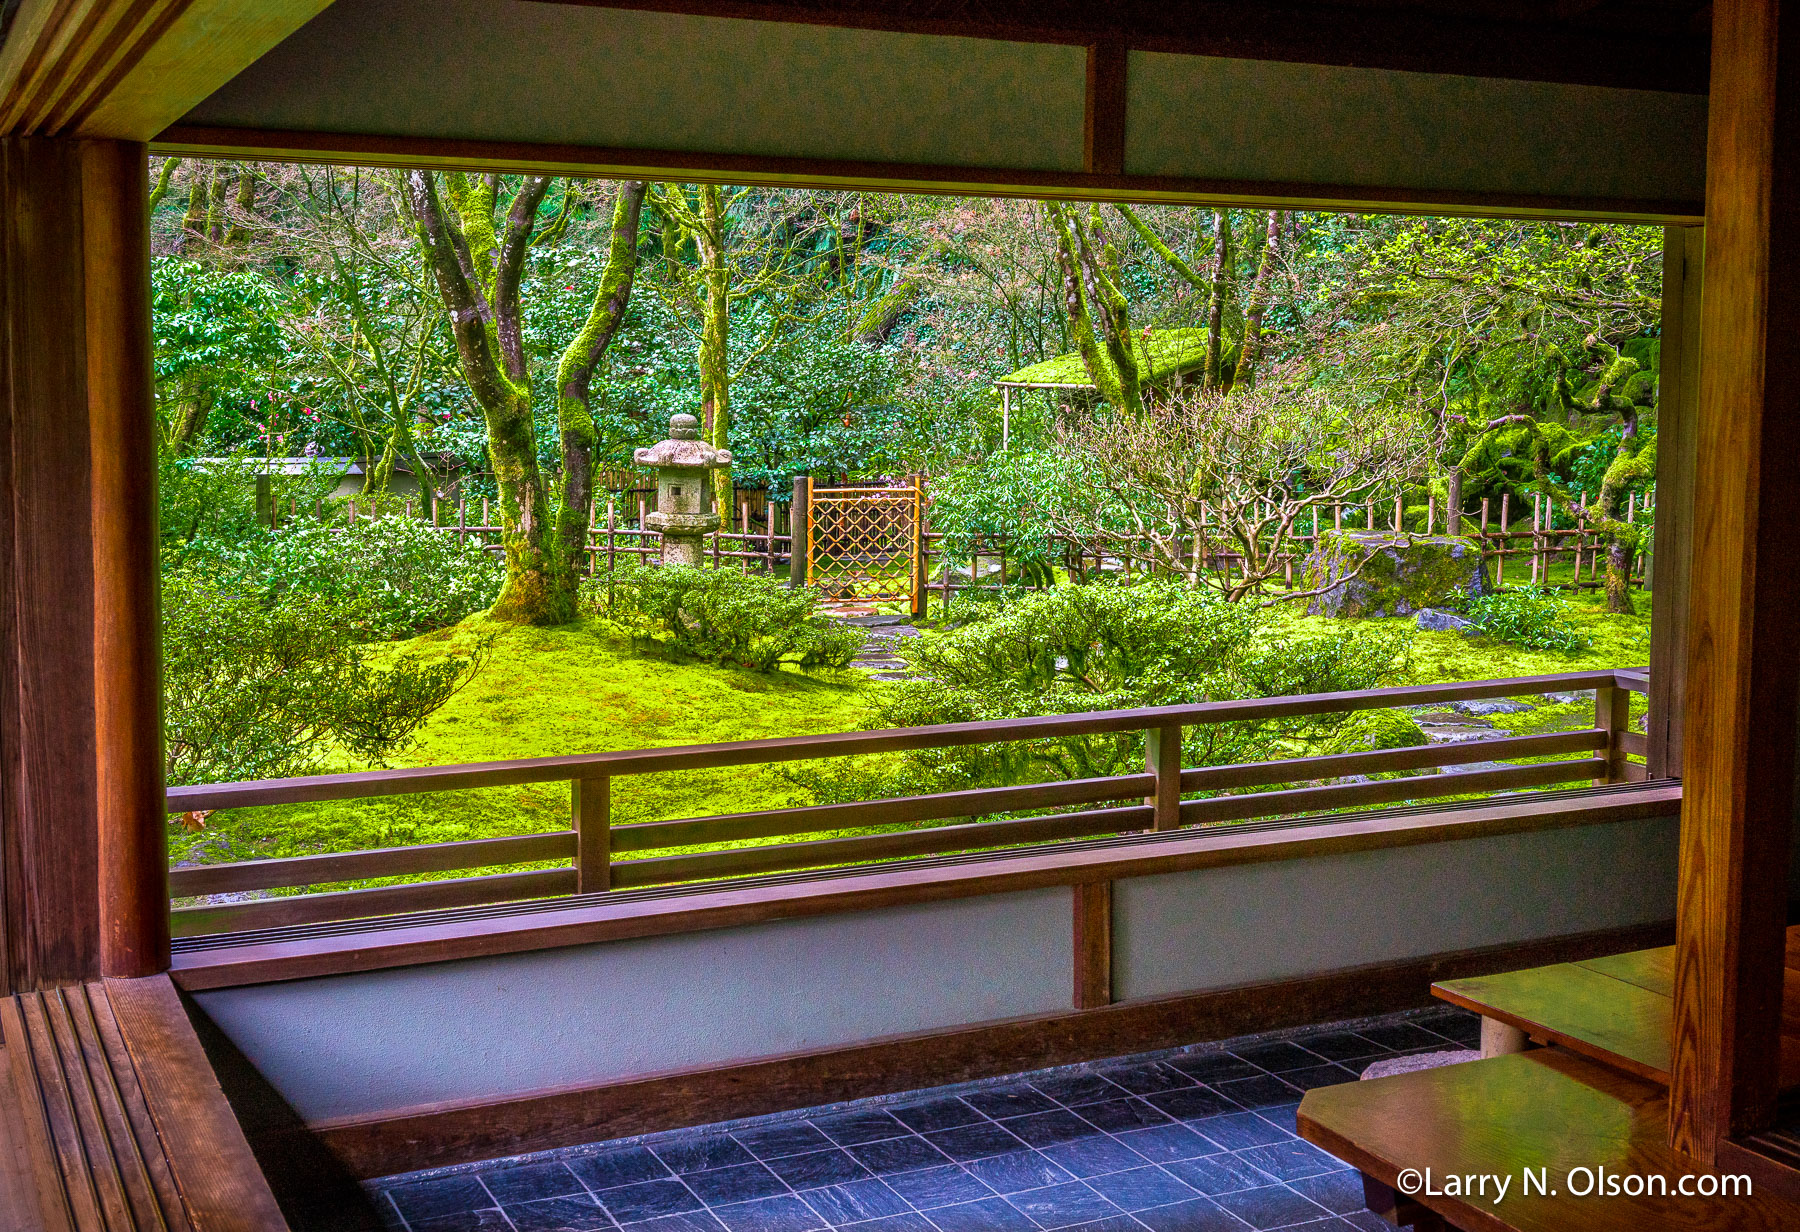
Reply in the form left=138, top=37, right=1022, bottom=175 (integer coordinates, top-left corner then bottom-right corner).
left=1299, top=1048, right=1800, bottom=1231
left=1431, top=925, right=1800, bottom=1088
left=0, top=975, right=288, bottom=1231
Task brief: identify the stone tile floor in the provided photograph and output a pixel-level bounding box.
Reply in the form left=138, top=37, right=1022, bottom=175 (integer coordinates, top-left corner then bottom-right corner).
left=369, top=1006, right=1481, bottom=1232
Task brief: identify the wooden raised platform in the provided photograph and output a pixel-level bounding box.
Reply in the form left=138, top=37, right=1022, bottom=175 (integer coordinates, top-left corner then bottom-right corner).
left=1299, top=1049, right=1800, bottom=1232
left=1431, top=925, right=1800, bottom=1089
left=0, top=976, right=288, bottom=1231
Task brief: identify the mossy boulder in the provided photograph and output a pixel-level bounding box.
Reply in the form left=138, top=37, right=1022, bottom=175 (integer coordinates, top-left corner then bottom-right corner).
left=1324, top=708, right=1430, bottom=756
left=1304, top=532, right=1490, bottom=619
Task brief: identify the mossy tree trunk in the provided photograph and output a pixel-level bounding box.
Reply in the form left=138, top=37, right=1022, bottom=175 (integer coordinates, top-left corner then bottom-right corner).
left=407, top=172, right=646, bottom=624
left=553, top=182, right=647, bottom=617
left=1595, top=418, right=1655, bottom=615
left=1204, top=210, right=1233, bottom=390
left=1045, top=201, right=1142, bottom=414
left=1228, top=211, right=1279, bottom=393
left=404, top=170, right=557, bottom=622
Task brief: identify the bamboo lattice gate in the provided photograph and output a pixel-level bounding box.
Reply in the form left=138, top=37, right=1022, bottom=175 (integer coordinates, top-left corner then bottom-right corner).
left=804, top=477, right=924, bottom=609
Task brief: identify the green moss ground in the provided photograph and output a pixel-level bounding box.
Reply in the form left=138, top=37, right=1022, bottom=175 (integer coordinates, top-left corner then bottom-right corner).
left=173, top=616, right=870, bottom=891
left=1278, top=581, right=1651, bottom=753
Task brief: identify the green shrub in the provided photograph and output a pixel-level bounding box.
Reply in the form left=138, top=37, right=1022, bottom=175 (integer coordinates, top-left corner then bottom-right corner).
left=189, top=515, right=505, bottom=640
left=162, top=571, right=487, bottom=786
left=1464, top=585, right=1591, bottom=652
left=589, top=565, right=865, bottom=672
left=800, top=581, right=1413, bottom=800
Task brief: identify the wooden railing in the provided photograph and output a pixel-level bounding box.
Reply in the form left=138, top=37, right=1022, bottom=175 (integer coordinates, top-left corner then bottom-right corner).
left=165, top=669, right=1651, bottom=938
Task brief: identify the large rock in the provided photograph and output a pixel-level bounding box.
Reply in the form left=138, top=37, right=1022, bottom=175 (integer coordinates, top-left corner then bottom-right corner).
left=1416, top=608, right=1475, bottom=634
left=1305, top=532, right=1490, bottom=619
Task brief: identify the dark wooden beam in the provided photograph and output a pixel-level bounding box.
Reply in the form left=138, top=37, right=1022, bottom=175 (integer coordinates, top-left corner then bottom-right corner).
left=0, top=136, right=161, bottom=994
left=1083, top=42, right=1127, bottom=178
left=150, top=126, right=1706, bottom=228
left=1669, top=0, right=1800, bottom=1161
left=523, top=0, right=1710, bottom=94
left=0, top=136, right=100, bottom=992
left=1072, top=881, right=1111, bottom=1009
left=1648, top=225, right=1701, bottom=780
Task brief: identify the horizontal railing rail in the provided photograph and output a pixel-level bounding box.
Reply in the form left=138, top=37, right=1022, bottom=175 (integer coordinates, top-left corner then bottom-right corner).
left=166, top=668, right=1652, bottom=938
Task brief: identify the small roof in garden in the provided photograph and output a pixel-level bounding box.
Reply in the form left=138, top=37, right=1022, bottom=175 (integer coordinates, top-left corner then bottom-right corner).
left=994, top=328, right=1211, bottom=389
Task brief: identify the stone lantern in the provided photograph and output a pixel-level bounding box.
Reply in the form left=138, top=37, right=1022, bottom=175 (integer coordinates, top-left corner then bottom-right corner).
left=634, top=413, right=733, bottom=566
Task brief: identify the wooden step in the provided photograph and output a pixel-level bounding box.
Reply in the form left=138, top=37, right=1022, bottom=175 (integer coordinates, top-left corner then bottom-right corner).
left=0, top=976, right=288, bottom=1231
left=1432, top=926, right=1800, bottom=1090
left=1299, top=1048, right=1800, bottom=1231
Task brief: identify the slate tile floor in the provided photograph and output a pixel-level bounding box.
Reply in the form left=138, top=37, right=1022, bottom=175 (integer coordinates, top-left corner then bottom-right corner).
left=370, top=1006, right=1481, bottom=1232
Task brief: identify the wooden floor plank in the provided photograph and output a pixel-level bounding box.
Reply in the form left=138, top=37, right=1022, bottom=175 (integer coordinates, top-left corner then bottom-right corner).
left=82, top=988, right=190, bottom=1232
left=0, top=1000, right=75, bottom=1232
left=1300, top=1049, right=1800, bottom=1231
left=42, top=988, right=144, bottom=1231
left=102, top=978, right=288, bottom=1232
left=18, top=995, right=111, bottom=1232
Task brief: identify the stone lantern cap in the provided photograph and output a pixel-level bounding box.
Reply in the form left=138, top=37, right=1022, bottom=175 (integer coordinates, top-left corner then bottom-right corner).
left=634, top=413, right=733, bottom=470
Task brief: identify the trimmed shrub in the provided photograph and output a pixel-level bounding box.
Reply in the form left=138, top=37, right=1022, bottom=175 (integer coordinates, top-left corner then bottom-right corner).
left=196, top=515, right=505, bottom=640
left=799, top=581, right=1413, bottom=799
left=589, top=565, right=865, bottom=672
left=162, top=571, right=486, bottom=786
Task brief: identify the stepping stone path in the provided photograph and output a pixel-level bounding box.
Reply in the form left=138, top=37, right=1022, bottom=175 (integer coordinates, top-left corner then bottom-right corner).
left=1400, top=691, right=1598, bottom=776
left=834, top=612, right=927, bottom=681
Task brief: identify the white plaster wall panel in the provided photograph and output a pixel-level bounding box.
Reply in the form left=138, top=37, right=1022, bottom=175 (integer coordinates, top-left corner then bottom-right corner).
left=1125, top=52, right=1706, bottom=202
left=192, top=888, right=1072, bottom=1123
left=1111, top=815, right=1679, bottom=1002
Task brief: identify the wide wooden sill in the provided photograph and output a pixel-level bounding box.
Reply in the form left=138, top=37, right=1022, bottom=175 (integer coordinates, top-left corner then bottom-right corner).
left=170, top=781, right=1679, bottom=991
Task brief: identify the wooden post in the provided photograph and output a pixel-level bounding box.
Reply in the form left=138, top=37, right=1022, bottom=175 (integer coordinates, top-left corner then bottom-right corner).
left=789, top=476, right=809, bottom=588
left=1425, top=493, right=1434, bottom=535
left=606, top=498, right=617, bottom=575
left=482, top=496, right=489, bottom=527
left=1072, top=882, right=1112, bottom=1010
left=0, top=138, right=173, bottom=988
left=1144, top=723, right=1182, bottom=831
left=573, top=776, right=610, bottom=893
left=1668, top=0, right=1800, bottom=1161
left=1595, top=684, right=1631, bottom=785
left=1530, top=494, right=1541, bottom=583
left=85, top=142, right=167, bottom=981
left=911, top=475, right=927, bottom=620
left=1333, top=504, right=1342, bottom=532
left=457, top=494, right=466, bottom=543
left=1392, top=493, right=1401, bottom=532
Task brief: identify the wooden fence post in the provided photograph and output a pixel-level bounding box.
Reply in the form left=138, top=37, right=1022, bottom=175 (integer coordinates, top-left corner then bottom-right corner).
left=573, top=775, right=611, bottom=892
left=1595, top=685, right=1631, bottom=785
left=912, top=474, right=927, bottom=619
left=606, top=498, right=617, bottom=575
left=789, top=476, right=809, bottom=588
left=1145, top=723, right=1182, bottom=831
